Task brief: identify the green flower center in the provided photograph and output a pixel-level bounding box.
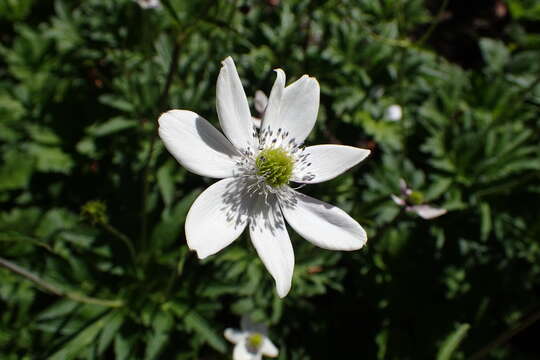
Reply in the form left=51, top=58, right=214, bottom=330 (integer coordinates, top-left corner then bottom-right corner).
left=247, top=333, right=264, bottom=350
left=255, top=148, right=294, bottom=187
left=408, top=191, right=424, bottom=205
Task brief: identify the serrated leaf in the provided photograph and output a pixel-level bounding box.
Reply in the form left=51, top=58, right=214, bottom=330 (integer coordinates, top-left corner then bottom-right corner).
left=0, top=207, right=41, bottom=232
left=480, top=38, right=510, bottom=73
left=26, top=124, right=61, bottom=145
left=0, top=93, right=25, bottom=124
left=27, top=144, right=73, bottom=174
left=35, top=208, right=78, bottom=238
left=0, top=150, right=34, bottom=190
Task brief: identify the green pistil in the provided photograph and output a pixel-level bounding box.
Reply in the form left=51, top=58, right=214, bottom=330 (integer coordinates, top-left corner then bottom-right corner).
left=247, top=333, right=264, bottom=349
left=408, top=191, right=424, bottom=205
left=255, top=148, right=294, bottom=187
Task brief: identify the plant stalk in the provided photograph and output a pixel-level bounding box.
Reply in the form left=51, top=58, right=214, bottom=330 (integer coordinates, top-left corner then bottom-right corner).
left=0, top=256, right=123, bottom=308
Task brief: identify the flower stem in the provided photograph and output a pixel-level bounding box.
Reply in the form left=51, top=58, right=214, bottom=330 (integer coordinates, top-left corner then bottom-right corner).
left=101, top=222, right=137, bottom=265
left=139, top=33, right=183, bottom=251
left=0, top=256, right=123, bottom=308
left=416, top=0, right=449, bottom=46
left=469, top=307, right=540, bottom=360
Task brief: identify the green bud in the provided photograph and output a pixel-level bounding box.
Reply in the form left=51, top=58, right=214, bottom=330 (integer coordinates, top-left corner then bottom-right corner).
left=81, top=200, right=108, bottom=225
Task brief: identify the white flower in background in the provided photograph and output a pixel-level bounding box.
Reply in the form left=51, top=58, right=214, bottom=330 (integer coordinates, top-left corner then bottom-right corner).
left=385, top=104, right=402, bottom=121
left=391, top=179, right=447, bottom=219
left=224, top=316, right=278, bottom=360
left=252, top=90, right=268, bottom=129
left=158, top=57, right=370, bottom=297
left=135, top=0, right=161, bottom=9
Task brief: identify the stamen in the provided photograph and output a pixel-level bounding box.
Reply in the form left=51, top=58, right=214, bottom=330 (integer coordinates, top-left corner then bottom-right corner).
left=247, top=333, right=264, bottom=351
left=255, top=147, right=294, bottom=187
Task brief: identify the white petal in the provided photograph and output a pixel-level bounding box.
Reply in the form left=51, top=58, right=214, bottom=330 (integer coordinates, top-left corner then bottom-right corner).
left=137, top=0, right=161, bottom=9
left=292, top=145, right=370, bottom=184
left=225, top=328, right=244, bottom=344
left=261, top=69, right=285, bottom=131
left=233, top=342, right=261, bottom=360
left=252, top=117, right=262, bottom=129
left=185, top=178, right=250, bottom=259
left=249, top=196, right=294, bottom=298
left=263, top=70, right=320, bottom=145
left=216, top=57, right=254, bottom=150
left=385, top=104, right=402, bottom=121
left=399, top=178, right=412, bottom=196
left=409, top=205, right=447, bottom=219
left=281, top=190, right=367, bottom=251
left=254, top=90, right=268, bottom=114
left=391, top=194, right=406, bottom=206
left=261, top=338, right=279, bottom=357
left=158, top=110, right=239, bottom=178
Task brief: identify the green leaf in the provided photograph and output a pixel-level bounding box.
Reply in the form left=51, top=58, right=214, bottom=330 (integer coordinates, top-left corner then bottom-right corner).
left=0, top=231, right=52, bottom=251
left=26, top=124, right=61, bottom=145
left=169, top=303, right=226, bottom=353
left=49, top=311, right=113, bottom=360
left=0, top=0, right=33, bottom=21
left=0, top=207, right=41, bottom=232
left=27, top=144, right=73, bottom=174
left=150, top=189, right=200, bottom=248
left=99, top=94, right=135, bottom=113
left=507, top=0, right=540, bottom=20
left=184, top=311, right=227, bottom=353
left=145, top=311, right=173, bottom=360
left=479, top=38, right=510, bottom=73
left=76, top=137, right=96, bottom=157
left=35, top=208, right=78, bottom=238
left=0, top=150, right=34, bottom=191
left=0, top=93, right=25, bottom=124
left=37, top=299, right=79, bottom=322
left=87, top=117, right=136, bottom=137
left=157, top=162, right=176, bottom=208
left=114, top=332, right=135, bottom=360
left=480, top=202, right=492, bottom=241
left=97, top=310, right=125, bottom=355
left=436, top=323, right=470, bottom=360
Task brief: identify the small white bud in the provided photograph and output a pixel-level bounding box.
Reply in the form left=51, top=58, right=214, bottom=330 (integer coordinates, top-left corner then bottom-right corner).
left=136, top=0, right=161, bottom=9
left=385, top=104, right=402, bottom=121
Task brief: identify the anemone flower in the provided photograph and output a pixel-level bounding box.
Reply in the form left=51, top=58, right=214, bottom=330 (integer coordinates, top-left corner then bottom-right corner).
left=391, top=179, right=447, bottom=219
left=224, top=316, right=278, bottom=360
left=158, top=57, right=370, bottom=297
left=385, top=104, right=402, bottom=121
left=136, top=0, right=160, bottom=9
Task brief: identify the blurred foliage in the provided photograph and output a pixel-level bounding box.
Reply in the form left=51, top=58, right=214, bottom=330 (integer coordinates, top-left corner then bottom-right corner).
left=1, top=0, right=539, bottom=359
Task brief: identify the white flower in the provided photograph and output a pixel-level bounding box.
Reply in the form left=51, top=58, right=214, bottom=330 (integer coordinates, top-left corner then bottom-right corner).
left=385, top=104, right=402, bottom=121
left=391, top=179, right=447, bottom=219
left=158, top=57, right=370, bottom=297
left=224, top=317, right=278, bottom=360
left=135, top=0, right=161, bottom=9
